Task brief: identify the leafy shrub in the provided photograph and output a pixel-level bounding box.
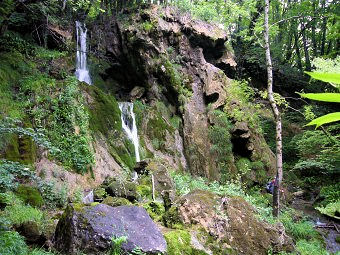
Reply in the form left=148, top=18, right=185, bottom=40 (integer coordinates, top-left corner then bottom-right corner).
left=224, top=80, right=262, bottom=130
left=0, top=231, right=28, bottom=255
left=319, top=183, right=340, bottom=205
left=37, top=181, right=68, bottom=208
left=0, top=160, right=34, bottom=192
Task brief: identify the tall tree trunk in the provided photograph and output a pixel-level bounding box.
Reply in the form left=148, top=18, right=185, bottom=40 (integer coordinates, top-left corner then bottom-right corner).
left=320, top=0, right=327, bottom=55
left=264, top=0, right=283, bottom=218
left=301, top=23, right=311, bottom=71
left=294, top=30, right=303, bottom=72
left=284, top=22, right=294, bottom=63
left=311, top=2, right=317, bottom=56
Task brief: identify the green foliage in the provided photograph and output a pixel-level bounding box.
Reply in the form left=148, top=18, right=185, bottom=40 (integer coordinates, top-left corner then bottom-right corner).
left=298, top=93, right=340, bottom=103
left=15, top=185, right=44, bottom=208
left=279, top=209, right=319, bottom=241
left=299, top=72, right=340, bottom=128
left=0, top=198, right=44, bottom=226
left=316, top=201, right=340, bottom=220
left=295, top=239, right=329, bottom=255
left=161, top=59, right=192, bottom=113
left=305, top=72, right=340, bottom=87
left=109, top=235, right=128, bottom=255
left=319, top=183, right=340, bottom=205
left=142, top=21, right=155, bottom=32
left=171, top=171, right=273, bottom=221
left=0, top=34, right=94, bottom=173
left=164, top=230, right=207, bottom=255
left=224, top=80, right=262, bottom=130
left=0, top=160, right=34, bottom=192
left=292, top=129, right=339, bottom=176
left=37, top=180, right=68, bottom=208
left=0, top=160, right=67, bottom=208
left=36, top=77, right=94, bottom=173
left=0, top=231, right=28, bottom=255
left=305, top=112, right=340, bottom=128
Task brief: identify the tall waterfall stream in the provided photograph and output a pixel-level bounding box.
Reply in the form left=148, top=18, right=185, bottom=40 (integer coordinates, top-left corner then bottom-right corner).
left=75, top=21, right=92, bottom=85
left=119, top=102, right=140, bottom=180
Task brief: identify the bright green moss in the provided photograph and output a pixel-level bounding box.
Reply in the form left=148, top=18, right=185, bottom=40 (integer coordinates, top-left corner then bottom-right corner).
left=143, top=201, right=165, bottom=221
left=82, top=84, right=122, bottom=135
left=15, top=185, right=44, bottom=208
left=164, top=230, right=208, bottom=255
left=137, top=184, right=152, bottom=199
left=102, top=196, right=132, bottom=207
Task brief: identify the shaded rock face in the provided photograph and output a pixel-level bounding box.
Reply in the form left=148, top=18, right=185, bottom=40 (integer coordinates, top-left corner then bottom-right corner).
left=91, top=5, right=275, bottom=181
left=175, top=190, right=294, bottom=255
left=54, top=204, right=167, bottom=254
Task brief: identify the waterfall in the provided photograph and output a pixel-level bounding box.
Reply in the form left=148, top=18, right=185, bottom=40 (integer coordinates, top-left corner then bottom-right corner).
left=75, top=21, right=92, bottom=85
left=119, top=102, right=140, bottom=163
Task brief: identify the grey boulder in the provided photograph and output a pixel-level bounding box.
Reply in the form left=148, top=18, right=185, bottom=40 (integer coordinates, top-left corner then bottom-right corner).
left=54, top=203, right=167, bottom=254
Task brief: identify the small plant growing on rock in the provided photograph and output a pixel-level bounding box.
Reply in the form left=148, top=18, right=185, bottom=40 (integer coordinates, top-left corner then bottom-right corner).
left=110, top=235, right=127, bottom=255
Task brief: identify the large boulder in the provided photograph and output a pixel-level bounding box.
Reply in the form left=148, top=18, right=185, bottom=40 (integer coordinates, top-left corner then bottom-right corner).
left=54, top=204, right=167, bottom=254
left=172, top=190, right=293, bottom=255
left=105, top=179, right=138, bottom=202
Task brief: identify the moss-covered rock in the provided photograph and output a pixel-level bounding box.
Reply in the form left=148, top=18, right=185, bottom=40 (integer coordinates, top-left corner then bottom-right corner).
left=105, top=180, right=138, bottom=202
left=93, top=187, right=107, bottom=201
left=15, top=185, right=44, bottom=208
left=3, top=134, right=36, bottom=165
left=164, top=230, right=209, bottom=255
left=102, top=196, right=132, bottom=207
left=82, top=84, right=121, bottom=136
left=163, top=205, right=183, bottom=229
left=142, top=201, right=165, bottom=222
left=173, top=190, right=294, bottom=255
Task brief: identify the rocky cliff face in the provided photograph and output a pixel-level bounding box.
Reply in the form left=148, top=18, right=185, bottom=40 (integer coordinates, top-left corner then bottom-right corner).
left=89, top=5, right=275, bottom=183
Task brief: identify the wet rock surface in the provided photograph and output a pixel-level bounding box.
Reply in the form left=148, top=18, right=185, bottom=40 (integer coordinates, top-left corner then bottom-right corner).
left=54, top=204, right=167, bottom=254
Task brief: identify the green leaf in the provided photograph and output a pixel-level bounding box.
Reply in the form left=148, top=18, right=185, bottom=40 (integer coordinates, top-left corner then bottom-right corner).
left=305, top=72, right=340, bottom=85
left=298, top=93, right=340, bottom=103
left=306, top=112, right=340, bottom=128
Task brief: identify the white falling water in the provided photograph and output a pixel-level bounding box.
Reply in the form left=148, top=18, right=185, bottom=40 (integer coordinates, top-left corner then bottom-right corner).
left=119, top=102, right=140, bottom=163
left=75, top=21, right=92, bottom=85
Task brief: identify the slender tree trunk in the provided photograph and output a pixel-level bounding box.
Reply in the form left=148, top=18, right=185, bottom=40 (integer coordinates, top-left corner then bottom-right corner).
left=320, top=0, right=327, bottom=55
left=301, top=23, right=311, bottom=71
left=284, top=23, right=294, bottom=63
left=264, top=0, right=283, bottom=218
left=294, top=29, right=303, bottom=72
left=311, top=2, right=317, bottom=56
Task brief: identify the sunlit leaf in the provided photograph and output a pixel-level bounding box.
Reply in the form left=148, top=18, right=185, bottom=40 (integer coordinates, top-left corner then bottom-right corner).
left=298, top=93, right=340, bottom=103
left=305, top=72, right=340, bottom=85
left=306, top=112, right=340, bottom=128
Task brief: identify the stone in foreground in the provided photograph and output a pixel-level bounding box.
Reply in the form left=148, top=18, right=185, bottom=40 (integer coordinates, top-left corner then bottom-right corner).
left=54, top=204, right=167, bottom=254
